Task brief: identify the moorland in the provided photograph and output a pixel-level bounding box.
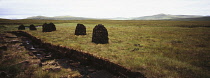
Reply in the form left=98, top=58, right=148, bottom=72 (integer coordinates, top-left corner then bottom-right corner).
left=1, top=19, right=210, bottom=78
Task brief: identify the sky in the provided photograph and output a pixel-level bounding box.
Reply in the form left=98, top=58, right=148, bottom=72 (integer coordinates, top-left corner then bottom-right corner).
left=0, top=0, right=210, bottom=19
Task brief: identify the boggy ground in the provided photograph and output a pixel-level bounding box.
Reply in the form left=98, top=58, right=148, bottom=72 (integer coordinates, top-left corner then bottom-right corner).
left=27, top=21, right=210, bottom=78
left=0, top=33, right=118, bottom=78
left=1, top=20, right=210, bottom=78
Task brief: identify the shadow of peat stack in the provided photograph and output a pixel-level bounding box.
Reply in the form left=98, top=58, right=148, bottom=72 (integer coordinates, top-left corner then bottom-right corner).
left=75, top=24, right=86, bottom=35
left=29, top=24, right=37, bottom=30
left=92, top=24, right=109, bottom=44
left=42, top=23, right=56, bottom=32
left=18, top=24, right=25, bottom=30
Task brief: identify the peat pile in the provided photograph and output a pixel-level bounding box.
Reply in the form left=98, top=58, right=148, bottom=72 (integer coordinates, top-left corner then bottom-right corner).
left=42, top=23, right=56, bottom=32
left=18, top=24, right=25, bottom=30
left=10, top=31, right=145, bottom=78
left=29, top=24, right=37, bottom=30
left=92, top=24, right=109, bottom=44
left=75, top=24, right=86, bottom=35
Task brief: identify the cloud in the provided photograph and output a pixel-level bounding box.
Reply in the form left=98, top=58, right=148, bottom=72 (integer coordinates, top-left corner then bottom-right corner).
left=0, top=0, right=210, bottom=19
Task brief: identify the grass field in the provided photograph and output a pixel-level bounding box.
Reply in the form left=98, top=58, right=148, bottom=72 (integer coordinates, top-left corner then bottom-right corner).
left=1, top=19, right=210, bottom=78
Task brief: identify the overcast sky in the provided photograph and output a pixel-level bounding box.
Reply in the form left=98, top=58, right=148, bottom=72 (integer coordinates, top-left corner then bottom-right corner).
left=0, top=0, right=210, bottom=19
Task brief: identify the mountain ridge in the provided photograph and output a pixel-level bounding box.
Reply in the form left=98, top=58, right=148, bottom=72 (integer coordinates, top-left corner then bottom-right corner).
left=131, top=14, right=204, bottom=20
left=11, top=14, right=210, bottom=21
left=26, top=16, right=95, bottom=20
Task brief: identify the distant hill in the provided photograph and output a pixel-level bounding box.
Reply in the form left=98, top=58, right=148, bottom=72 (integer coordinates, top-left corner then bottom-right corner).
left=131, top=14, right=205, bottom=20
left=167, top=16, right=210, bottom=21
left=8, top=14, right=210, bottom=21
left=26, top=16, right=95, bottom=20
left=107, top=17, right=133, bottom=20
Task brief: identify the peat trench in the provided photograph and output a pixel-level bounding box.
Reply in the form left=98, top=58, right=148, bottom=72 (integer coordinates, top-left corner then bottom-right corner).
left=9, top=31, right=145, bottom=78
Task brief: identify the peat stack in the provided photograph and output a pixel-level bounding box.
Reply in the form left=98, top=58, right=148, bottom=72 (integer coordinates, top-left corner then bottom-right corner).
left=29, top=24, right=37, bottom=30
left=42, top=23, right=56, bottom=32
left=49, top=22, right=56, bottom=31
left=92, top=24, right=109, bottom=44
left=75, top=24, right=86, bottom=35
left=42, top=23, right=48, bottom=32
left=18, top=24, right=25, bottom=30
